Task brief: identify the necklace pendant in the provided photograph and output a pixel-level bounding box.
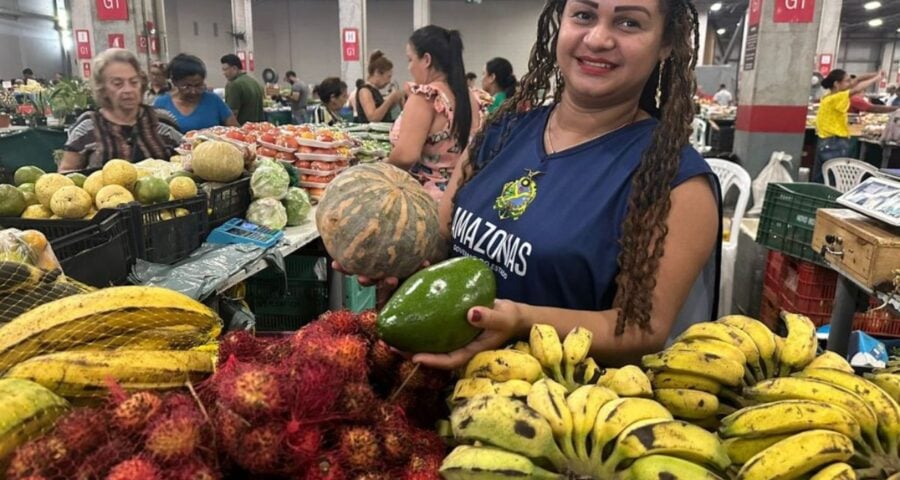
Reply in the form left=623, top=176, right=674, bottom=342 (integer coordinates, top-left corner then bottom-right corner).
left=493, top=169, right=543, bottom=221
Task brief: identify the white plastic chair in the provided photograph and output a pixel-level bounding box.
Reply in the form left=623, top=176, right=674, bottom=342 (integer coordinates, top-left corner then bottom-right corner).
left=822, top=157, right=879, bottom=193
left=706, top=158, right=752, bottom=317
left=691, top=117, right=708, bottom=152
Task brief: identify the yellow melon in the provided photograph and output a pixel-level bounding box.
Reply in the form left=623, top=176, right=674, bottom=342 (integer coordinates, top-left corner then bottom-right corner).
left=83, top=171, right=105, bottom=199
left=49, top=186, right=92, bottom=219
left=20, top=204, right=52, bottom=219
left=35, top=174, right=75, bottom=208
left=169, top=177, right=198, bottom=200
left=102, top=160, right=138, bottom=189
left=95, top=185, right=135, bottom=210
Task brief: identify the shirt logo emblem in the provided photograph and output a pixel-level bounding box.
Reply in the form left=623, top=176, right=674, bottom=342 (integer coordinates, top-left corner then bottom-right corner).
left=494, top=169, right=542, bottom=220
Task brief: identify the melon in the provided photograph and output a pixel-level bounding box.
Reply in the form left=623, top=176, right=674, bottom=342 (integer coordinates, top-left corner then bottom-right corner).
left=20, top=204, right=52, bottom=219
left=169, top=177, right=198, bottom=200
left=315, top=162, right=444, bottom=279
left=95, top=185, right=135, bottom=210
left=133, top=177, right=170, bottom=205
left=83, top=171, right=105, bottom=199
left=191, top=141, right=244, bottom=182
left=35, top=174, right=75, bottom=208
left=14, top=166, right=44, bottom=186
left=103, top=159, right=138, bottom=189
left=66, top=172, right=87, bottom=188
left=49, top=186, right=92, bottom=219
left=17, top=183, right=34, bottom=193
left=21, top=192, right=38, bottom=206
left=0, top=184, right=26, bottom=216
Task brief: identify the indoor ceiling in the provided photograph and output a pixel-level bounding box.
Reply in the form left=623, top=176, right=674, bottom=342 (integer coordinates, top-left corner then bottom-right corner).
left=694, top=0, right=900, bottom=41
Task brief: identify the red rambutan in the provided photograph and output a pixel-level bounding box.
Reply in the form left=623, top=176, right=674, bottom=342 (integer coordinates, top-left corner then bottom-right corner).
left=395, top=361, right=448, bottom=391
left=373, top=403, right=407, bottom=428
left=72, top=437, right=136, bottom=480
left=54, top=407, right=108, bottom=456
left=217, top=331, right=263, bottom=364
left=338, top=427, right=382, bottom=472
left=5, top=436, right=66, bottom=479
left=259, top=336, right=295, bottom=364
left=403, top=454, right=442, bottom=480
left=212, top=406, right=249, bottom=455
left=368, top=339, right=400, bottom=376
left=113, top=391, right=163, bottom=432
left=144, top=410, right=203, bottom=463
left=168, top=457, right=220, bottom=480
left=339, top=382, right=378, bottom=421
left=409, top=429, right=446, bottom=459
left=354, top=474, right=392, bottom=480
left=216, top=363, right=286, bottom=418
left=357, top=310, right=378, bottom=338
left=288, top=359, right=348, bottom=420
left=105, top=456, right=160, bottom=480
left=320, top=335, right=369, bottom=380
left=380, top=427, right=412, bottom=465
left=233, top=422, right=284, bottom=475
left=285, top=421, right=323, bottom=466
left=318, top=310, right=361, bottom=336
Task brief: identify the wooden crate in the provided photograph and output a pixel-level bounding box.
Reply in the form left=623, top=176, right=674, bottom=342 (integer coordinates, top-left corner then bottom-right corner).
left=811, top=208, right=900, bottom=288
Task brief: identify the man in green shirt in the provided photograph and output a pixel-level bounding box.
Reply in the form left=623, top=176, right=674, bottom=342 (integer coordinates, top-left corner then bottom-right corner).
left=220, top=54, right=264, bottom=124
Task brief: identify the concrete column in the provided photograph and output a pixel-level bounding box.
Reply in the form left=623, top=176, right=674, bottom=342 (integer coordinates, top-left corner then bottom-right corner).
left=413, top=0, right=431, bottom=31
left=697, top=11, right=709, bottom=66
left=815, top=0, right=841, bottom=68
left=733, top=0, right=824, bottom=179
left=880, top=42, right=896, bottom=90
left=231, top=0, right=254, bottom=70
left=339, top=0, right=366, bottom=86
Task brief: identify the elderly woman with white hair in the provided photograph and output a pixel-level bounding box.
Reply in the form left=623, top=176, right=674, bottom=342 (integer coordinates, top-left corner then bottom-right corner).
left=59, top=49, right=183, bottom=171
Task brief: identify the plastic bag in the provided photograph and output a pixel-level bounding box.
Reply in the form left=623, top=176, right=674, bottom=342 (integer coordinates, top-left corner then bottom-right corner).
left=0, top=228, right=59, bottom=271
left=748, top=151, right=793, bottom=216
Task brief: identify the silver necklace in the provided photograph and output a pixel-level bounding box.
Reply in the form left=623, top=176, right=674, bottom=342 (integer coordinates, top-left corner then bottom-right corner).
left=545, top=107, right=640, bottom=154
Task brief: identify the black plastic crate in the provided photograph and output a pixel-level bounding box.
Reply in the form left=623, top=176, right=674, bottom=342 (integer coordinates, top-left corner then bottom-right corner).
left=205, top=176, right=251, bottom=230
left=246, top=255, right=329, bottom=331
left=757, top=183, right=841, bottom=266
left=137, top=193, right=209, bottom=265
left=45, top=208, right=141, bottom=287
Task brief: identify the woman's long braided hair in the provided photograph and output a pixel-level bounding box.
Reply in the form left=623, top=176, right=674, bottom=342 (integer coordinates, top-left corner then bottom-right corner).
left=455, top=0, right=700, bottom=335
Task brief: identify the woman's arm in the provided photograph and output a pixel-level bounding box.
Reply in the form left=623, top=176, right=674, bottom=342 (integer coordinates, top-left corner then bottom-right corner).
left=58, top=151, right=86, bottom=173
left=224, top=114, right=240, bottom=127
left=415, top=175, right=719, bottom=369
left=851, top=74, right=882, bottom=96
left=387, top=94, right=435, bottom=170
left=358, top=88, right=397, bottom=122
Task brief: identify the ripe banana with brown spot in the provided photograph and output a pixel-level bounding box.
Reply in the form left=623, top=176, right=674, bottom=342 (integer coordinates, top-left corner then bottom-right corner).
left=718, top=315, right=778, bottom=379
left=778, top=312, right=818, bottom=376
left=526, top=378, right=578, bottom=460
left=439, top=445, right=564, bottom=480
left=463, top=349, right=544, bottom=383
left=562, top=327, right=592, bottom=386
left=867, top=372, right=900, bottom=404
left=809, top=462, right=857, bottom=480
left=718, top=399, right=862, bottom=443
left=723, top=434, right=793, bottom=465
left=566, top=384, right=618, bottom=462
left=590, top=397, right=674, bottom=468
left=601, top=419, right=731, bottom=476
left=650, top=370, right=723, bottom=395
left=614, top=454, right=725, bottom=480
left=598, top=365, right=652, bottom=397
left=805, top=351, right=855, bottom=374
left=653, top=388, right=720, bottom=420
left=529, top=324, right=564, bottom=383
left=735, top=430, right=855, bottom=480
left=643, top=350, right=745, bottom=387
left=676, top=321, right=763, bottom=381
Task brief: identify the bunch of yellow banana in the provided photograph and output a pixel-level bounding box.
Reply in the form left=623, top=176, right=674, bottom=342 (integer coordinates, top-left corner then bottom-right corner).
left=442, top=379, right=729, bottom=479
left=0, top=286, right=222, bottom=399
left=528, top=324, right=600, bottom=391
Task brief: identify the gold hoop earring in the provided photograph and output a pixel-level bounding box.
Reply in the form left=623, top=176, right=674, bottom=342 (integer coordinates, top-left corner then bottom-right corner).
left=655, top=59, right=666, bottom=110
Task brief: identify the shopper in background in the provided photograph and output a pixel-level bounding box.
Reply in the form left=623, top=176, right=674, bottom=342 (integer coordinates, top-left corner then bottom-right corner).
left=342, top=0, right=720, bottom=369
left=144, top=61, right=171, bottom=105
left=153, top=53, right=238, bottom=133
left=355, top=50, right=403, bottom=123
left=713, top=83, right=733, bottom=106
left=481, top=57, right=517, bottom=114
left=59, top=49, right=182, bottom=171
left=347, top=78, right=364, bottom=119
left=466, top=72, right=477, bottom=89
left=311, top=77, right=349, bottom=126
left=848, top=80, right=899, bottom=114
left=21, top=68, right=37, bottom=86
left=285, top=70, right=309, bottom=124
left=220, top=53, right=264, bottom=124
left=813, top=69, right=886, bottom=183
left=387, top=25, right=485, bottom=202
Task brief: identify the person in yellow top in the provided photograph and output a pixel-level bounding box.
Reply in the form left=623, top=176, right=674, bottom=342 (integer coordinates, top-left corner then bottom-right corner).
left=813, top=70, right=883, bottom=182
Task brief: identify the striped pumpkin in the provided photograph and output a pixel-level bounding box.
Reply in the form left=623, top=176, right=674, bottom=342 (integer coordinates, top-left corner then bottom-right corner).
left=315, top=162, right=444, bottom=279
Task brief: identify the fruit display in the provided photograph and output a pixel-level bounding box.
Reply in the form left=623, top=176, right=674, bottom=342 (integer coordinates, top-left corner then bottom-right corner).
left=316, top=162, right=444, bottom=279
left=378, top=256, right=496, bottom=353
left=442, top=314, right=900, bottom=479
left=0, top=378, right=69, bottom=465
left=189, top=140, right=245, bottom=183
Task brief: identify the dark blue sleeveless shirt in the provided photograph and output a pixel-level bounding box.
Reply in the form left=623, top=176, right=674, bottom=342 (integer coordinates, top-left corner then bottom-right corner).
left=451, top=106, right=714, bottom=312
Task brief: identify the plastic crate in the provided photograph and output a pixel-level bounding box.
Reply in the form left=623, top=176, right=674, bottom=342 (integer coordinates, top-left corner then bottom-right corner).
left=764, top=251, right=785, bottom=288
left=853, top=299, right=900, bottom=338
left=757, top=183, right=841, bottom=265
left=777, top=256, right=838, bottom=327
left=137, top=193, right=209, bottom=265
left=205, top=176, right=251, bottom=230
left=47, top=208, right=141, bottom=287
left=344, top=275, right=376, bottom=312
left=246, top=255, right=329, bottom=331
left=759, top=285, right=780, bottom=329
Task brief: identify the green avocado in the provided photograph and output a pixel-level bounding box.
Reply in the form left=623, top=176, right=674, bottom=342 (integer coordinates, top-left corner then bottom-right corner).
left=377, top=256, right=496, bottom=354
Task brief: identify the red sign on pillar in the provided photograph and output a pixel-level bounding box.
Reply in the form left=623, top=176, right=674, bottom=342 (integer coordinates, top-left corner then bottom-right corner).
left=75, top=30, right=92, bottom=60
left=248, top=52, right=255, bottom=72
left=137, top=35, right=147, bottom=53
left=342, top=28, right=360, bottom=61
left=96, top=0, right=128, bottom=21
left=774, top=0, right=815, bottom=23
left=82, top=62, right=91, bottom=79
left=149, top=36, right=159, bottom=54
left=817, top=54, right=833, bottom=76
left=749, top=0, right=763, bottom=26
left=236, top=51, right=247, bottom=70
left=107, top=33, right=125, bottom=49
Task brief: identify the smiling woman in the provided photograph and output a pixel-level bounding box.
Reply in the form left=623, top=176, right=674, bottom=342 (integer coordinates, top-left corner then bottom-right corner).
left=59, top=49, right=184, bottom=171
left=392, top=0, right=723, bottom=370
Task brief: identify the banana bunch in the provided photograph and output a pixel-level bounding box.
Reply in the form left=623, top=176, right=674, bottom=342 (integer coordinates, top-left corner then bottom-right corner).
left=442, top=380, right=729, bottom=479
left=530, top=325, right=603, bottom=391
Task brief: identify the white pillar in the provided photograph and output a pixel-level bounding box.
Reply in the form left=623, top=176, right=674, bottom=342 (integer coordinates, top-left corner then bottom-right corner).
left=815, top=0, right=841, bottom=72
left=880, top=42, right=896, bottom=91
left=413, top=0, right=431, bottom=31
left=697, top=11, right=709, bottom=66
left=231, top=0, right=254, bottom=70
left=339, top=0, right=366, bottom=86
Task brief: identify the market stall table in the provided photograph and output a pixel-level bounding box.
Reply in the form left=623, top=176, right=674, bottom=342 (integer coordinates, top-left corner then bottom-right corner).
left=824, top=259, right=900, bottom=356
left=858, top=137, right=899, bottom=169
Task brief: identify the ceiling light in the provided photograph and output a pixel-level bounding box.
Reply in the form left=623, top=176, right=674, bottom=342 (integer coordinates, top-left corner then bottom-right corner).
left=717, top=27, right=726, bottom=34
left=710, top=2, right=722, bottom=12
left=868, top=18, right=883, bottom=27
left=864, top=1, right=882, bottom=10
